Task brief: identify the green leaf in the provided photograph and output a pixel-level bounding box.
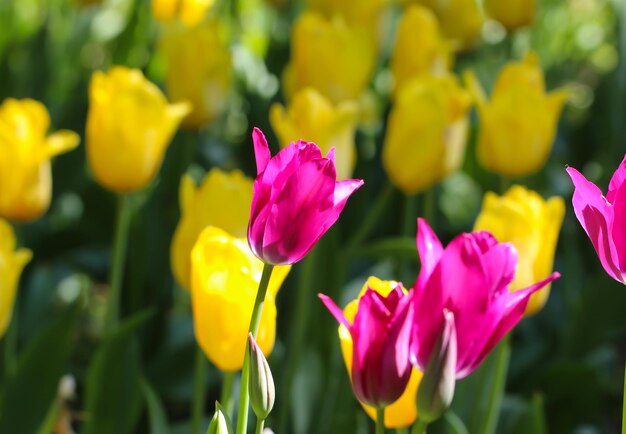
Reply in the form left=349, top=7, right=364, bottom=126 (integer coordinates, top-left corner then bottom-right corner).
left=83, top=309, right=154, bottom=434
left=0, top=303, right=80, bottom=434
left=142, top=378, right=171, bottom=434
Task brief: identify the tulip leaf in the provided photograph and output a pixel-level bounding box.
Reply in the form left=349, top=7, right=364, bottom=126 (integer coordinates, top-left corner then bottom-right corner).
left=0, top=302, right=80, bottom=434
left=83, top=309, right=154, bottom=434
left=142, top=378, right=171, bottom=434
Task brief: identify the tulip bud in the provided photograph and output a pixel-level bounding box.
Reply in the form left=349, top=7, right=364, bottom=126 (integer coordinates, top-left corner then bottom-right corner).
left=247, top=333, right=275, bottom=420
left=207, top=402, right=233, bottom=434
left=416, top=310, right=457, bottom=423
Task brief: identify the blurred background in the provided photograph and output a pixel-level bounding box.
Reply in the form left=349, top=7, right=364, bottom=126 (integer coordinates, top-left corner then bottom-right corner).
left=1, top=0, right=625, bottom=433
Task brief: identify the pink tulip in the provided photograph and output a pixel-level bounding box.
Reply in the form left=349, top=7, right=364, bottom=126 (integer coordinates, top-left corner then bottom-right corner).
left=566, top=156, right=626, bottom=284
left=411, top=219, right=559, bottom=379
left=248, top=128, right=363, bottom=265
left=318, top=285, right=414, bottom=407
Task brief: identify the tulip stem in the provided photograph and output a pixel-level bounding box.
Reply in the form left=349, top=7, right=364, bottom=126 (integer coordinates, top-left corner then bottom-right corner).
left=376, top=407, right=386, bottom=434
left=192, top=346, right=207, bottom=434
left=255, top=418, right=264, bottom=434
left=477, top=336, right=511, bottom=434
left=236, top=263, right=274, bottom=434
left=221, top=370, right=236, bottom=420
left=411, top=418, right=427, bottom=434
left=345, top=182, right=395, bottom=253
left=104, top=193, right=133, bottom=333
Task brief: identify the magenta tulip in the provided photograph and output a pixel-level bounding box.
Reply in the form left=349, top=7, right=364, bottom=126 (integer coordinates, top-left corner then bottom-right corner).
left=248, top=127, right=363, bottom=265
left=411, top=219, right=559, bottom=379
left=319, top=285, right=413, bottom=407
left=566, top=156, right=626, bottom=284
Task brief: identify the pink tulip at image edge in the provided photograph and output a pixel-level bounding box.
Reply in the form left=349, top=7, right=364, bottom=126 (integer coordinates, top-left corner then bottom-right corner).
left=567, top=155, right=626, bottom=285
left=247, top=128, right=364, bottom=265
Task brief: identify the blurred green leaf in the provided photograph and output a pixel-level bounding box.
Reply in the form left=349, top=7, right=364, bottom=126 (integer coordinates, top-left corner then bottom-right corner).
left=83, top=309, right=154, bottom=434
left=142, top=378, right=171, bottom=434
left=0, top=302, right=80, bottom=434
left=497, top=395, right=547, bottom=434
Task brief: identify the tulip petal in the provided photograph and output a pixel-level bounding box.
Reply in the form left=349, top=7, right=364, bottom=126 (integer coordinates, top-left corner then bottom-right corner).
left=610, top=179, right=626, bottom=277
left=466, top=272, right=560, bottom=377
left=607, top=155, right=626, bottom=204
left=262, top=158, right=336, bottom=264
left=566, top=167, right=622, bottom=281
left=318, top=293, right=351, bottom=330
left=415, top=218, right=444, bottom=291
left=253, top=127, right=272, bottom=175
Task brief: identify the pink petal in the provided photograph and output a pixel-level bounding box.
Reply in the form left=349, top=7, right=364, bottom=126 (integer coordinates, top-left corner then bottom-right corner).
left=607, top=154, right=626, bottom=203
left=567, top=167, right=621, bottom=281
left=333, top=179, right=364, bottom=207
left=253, top=127, right=271, bottom=175
left=262, top=158, right=336, bottom=264
left=415, top=218, right=444, bottom=291
left=326, top=147, right=336, bottom=163
left=318, top=294, right=351, bottom=329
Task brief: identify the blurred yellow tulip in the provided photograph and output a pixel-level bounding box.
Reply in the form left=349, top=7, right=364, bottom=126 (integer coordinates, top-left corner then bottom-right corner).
left=86, top=67, right=191, bottom=193
left=306, top=0, right=387, bottom=30
left=405, top=0, right=483, bottom=48
left=474, top=185, right=565, bottom=315
left=190, top=227, right=290, bottom=371
left=338, top=277, right=422, bottom=428
left=0, top=98, right=79, bottom=222
left=151, top=0, right=214, bottom=27
left=283, top=12, right=376, bottom=104
left=383, top=74, right=471, bottom=194
left=391, top=5, right=453, bottom=97
left=159, top=20, right=232, bottom=129
left=485, top=0, right=535, bottom=31
left=0, top=219, right=32, bottom=338
left=270, top=88, right=358, bottom=180
left=171, top=169, right=253, bottom=290
left=465, top=52, right=568, bottom=177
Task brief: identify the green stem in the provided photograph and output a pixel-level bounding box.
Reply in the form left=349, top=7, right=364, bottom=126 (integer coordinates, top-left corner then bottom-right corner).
left=402, top=193, right=417, bottom=237
left=344, top=182, right=395, bottom=253
left=622, top=361, right=625, bottom=434
left=104, top=194, right=133, bottom=333
left=422, top=188, right=436, bottom=225
left=192, top=346, right=207, bottom=434
left=255, top=418, right=264, bottom=434
left=376, top=407, right=386, bottom=434
left=277, top=248, right=318, bottom=433
left=221, top=370, right=237, bottom=420
left=499, top=176, right=510, bottom=195
left=410, top=418, right=427, bottom=434
left=395, top=428, right=409, bottom=434
left=477, top=337, right=511, bottom=434
left=236, top=264, right=274, bottom=434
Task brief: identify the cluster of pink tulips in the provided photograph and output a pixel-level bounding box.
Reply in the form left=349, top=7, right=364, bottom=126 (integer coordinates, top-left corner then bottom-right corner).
left=238, top=125, right=625, bottom=433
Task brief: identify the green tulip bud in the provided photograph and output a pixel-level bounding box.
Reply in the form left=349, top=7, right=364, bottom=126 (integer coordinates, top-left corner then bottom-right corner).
left=207, top=401, right=233, bottom=434
left=247, top=333, right=275, bottom=420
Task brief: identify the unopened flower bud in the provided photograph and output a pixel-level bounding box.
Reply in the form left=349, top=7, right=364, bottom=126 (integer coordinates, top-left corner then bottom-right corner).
left=416, top=310, right=457, bottom=423
left=247, top=333, right=275, bottom=420
left=206, top=402, right=233, bottom=434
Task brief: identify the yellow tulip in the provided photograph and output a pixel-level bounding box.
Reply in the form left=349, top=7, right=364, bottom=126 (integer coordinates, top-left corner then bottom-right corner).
left=464, top=52, right=568, bottom=177
left=171, top=168, right=253, bottom=290
left=338, top=277, right=422, bottom=428
left=0, top=219, right=32, bottom=338
left=270, top=88, right=358, bottom=180
left=283, top=12, right=376, bottom=104
left=474, top=185, right=565, bottom=315
left=190, top=226, right=290, bottom=371
left=306, top=0, right=387, bottom=30
left=159, top=20, right=232, bottom=129
left=383, top=74, right=471, bottom=194
left=485, top=0, right=535, bottom=31
left=404, top=0, right=483, bottom=48
left=151, top=0, right=214, bottom=27
left=391, top=5, right=453, bottom=97
left=86, top=67, right=191, bottom=193
left=0, top=98, right=79, bottom=222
